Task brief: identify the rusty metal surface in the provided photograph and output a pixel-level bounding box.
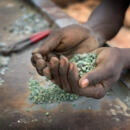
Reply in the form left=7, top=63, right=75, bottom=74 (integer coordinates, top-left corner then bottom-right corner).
left=0, top=0, right=130, bottom=130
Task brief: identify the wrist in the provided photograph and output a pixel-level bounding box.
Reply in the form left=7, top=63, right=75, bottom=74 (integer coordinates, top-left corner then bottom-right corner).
left=120, top=48, right=130, bottom=70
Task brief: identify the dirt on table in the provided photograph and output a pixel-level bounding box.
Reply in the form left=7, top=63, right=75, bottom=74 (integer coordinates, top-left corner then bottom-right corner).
left=0, top=0, right=130, bottom=130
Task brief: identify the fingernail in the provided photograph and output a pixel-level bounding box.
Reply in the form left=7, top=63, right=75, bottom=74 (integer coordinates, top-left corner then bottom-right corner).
left=34, top=54, right=42, bottom=61
left=81, top=79, right=89, bottom=88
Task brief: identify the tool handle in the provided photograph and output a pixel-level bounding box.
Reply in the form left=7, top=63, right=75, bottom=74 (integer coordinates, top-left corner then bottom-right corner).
left=30, top=30, right=51, bottom=43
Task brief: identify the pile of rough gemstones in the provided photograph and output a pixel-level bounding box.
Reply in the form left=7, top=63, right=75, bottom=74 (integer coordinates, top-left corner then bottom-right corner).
left=29, top=53, right=97, bottom=104
left=29, top=77, right=79, bottom=104
left=10, top=8, right=49, bottom=35
left=70, top=53, right=97, bottom=77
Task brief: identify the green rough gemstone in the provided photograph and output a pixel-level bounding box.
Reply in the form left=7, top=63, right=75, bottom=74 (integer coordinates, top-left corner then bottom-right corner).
left=45, top=112, right=49, bottom=116
left=82, top=67, right=86, bottom=71
left=28, top=53, right=97, bottom=104
left=70, top=53, right=97, bottom=77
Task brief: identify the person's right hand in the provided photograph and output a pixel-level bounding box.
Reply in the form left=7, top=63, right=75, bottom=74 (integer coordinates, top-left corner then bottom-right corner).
left=49, top=47, right=126, bottom=99
left=31, top=24, right=103, bottom=78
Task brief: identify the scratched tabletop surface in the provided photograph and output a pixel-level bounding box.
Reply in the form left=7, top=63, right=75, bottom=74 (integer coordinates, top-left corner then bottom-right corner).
left=0, top=0, right=130, bottom=130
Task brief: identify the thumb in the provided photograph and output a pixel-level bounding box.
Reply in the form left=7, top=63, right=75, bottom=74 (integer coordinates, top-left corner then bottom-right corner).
left=32, top=30, right=63, bottom=56
left=79, top=65, right=109, bottom=88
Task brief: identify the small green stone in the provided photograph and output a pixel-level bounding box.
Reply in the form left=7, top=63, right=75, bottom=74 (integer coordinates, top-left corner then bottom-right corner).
left=88, top=106, right=92, bottom=110
left=45, top=112, right=49, bottom=116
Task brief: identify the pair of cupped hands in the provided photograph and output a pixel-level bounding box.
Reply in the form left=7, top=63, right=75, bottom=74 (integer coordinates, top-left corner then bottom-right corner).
left=31, top=24, right=124, bottom=99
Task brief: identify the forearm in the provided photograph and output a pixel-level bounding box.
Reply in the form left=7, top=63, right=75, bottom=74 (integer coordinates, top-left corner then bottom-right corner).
left=120, top=48, right=130, bottom=70
left=86, top=0, right=129, bottom=45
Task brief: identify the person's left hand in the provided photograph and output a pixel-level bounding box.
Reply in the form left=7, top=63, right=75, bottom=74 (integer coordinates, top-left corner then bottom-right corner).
left=49, top=47, right=125, bottom=99
left=31, top=24, right=101, bottom=78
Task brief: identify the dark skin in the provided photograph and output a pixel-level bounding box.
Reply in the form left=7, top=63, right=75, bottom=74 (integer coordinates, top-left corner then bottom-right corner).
left=49, top=47, right=130, bottom=99
left=32, top=0, right=130, bottom=99
left=31, top=24, right=101, bottom=77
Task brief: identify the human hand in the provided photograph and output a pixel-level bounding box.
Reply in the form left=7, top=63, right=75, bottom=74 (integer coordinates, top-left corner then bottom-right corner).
left=31, top=24, right=102, bottom=77
left=50, top=47, right=125, bottom=99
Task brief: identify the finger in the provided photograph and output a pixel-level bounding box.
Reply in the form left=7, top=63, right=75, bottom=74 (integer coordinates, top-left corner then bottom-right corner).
left=31, top=53, right=43, bottom=67
left=68, top=62, right=80, bottom=94
left=36, top=67, right=44, bottom=76
left=32, top=31, right=63, bottom=56
left=59, top=56, right=71, bottom=93
left=79, top=84, right=106, bottom=99
left=79, top=64, right=112, bottom=88
left=47, top=53, right=57, bottom=61
left=50, top=57, right=61, bottom=87
left=83, top=77, right=117, bottom=99
left=79, top=75, right=118, bottom=99
left=43, top=67, right=52, bottom=79
left=36, top=59, right=46, bottom=71
left=33, top=53, right=43, bottom=61
left=79, top=47, right=110, bottom=88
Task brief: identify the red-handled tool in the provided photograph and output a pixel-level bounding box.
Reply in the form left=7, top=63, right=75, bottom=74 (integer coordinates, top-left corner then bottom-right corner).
left=30, top=30, right=50, bottom=43
left=0, top=29, right=51, bottom=55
